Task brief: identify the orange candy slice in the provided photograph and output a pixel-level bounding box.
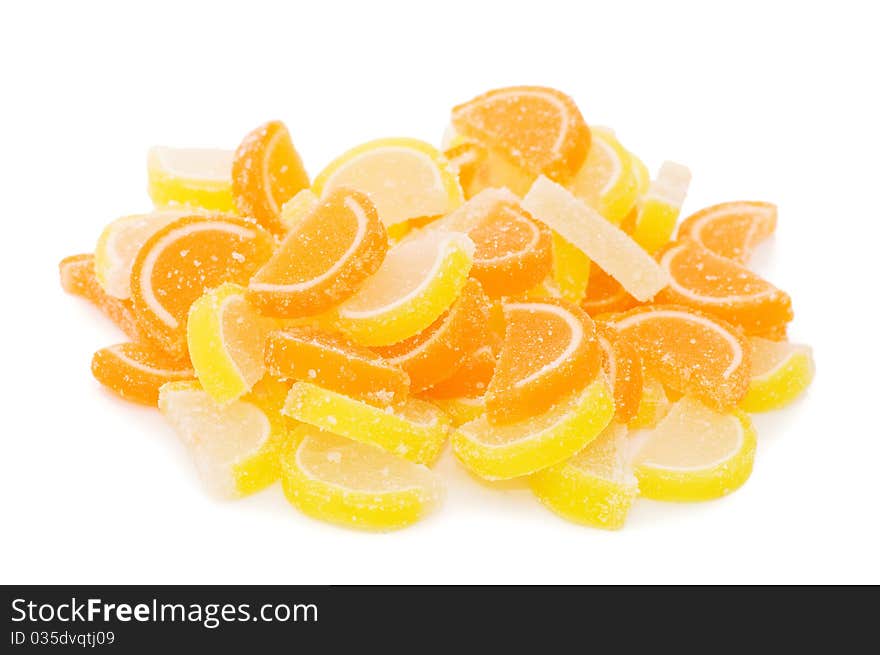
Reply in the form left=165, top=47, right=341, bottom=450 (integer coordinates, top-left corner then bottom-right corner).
left=486, top=298, right=601, bottom=425
left=247, top=188, right=387, bottom=318
left=419, top=340, right=498, bottom=400
left=374, top=279, right=490, bottom=392
left=580, top=265, right=639, bottom=317
left=677, top=201, right=777, bottom=263
left=607, top=305, right=751, bottom=411
left=443, top=140, right=488, bottom=198
left=130, top=215, right=275, bottom=356
left=265, top=327, right=410, bottom=407
left=232, top=120, right=310, bottom=234
left=91, top=342, right=194, bottom=406
left=59, top=254, right=147, bottom=343
left=595, top=324, right=644, bottom=423
left=451, top=86, right=591, bottom=184
left=657, top=239, right=793, bottom=335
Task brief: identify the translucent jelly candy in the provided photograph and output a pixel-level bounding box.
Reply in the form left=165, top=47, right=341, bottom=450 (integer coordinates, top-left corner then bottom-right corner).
left=443, top=139, right=488, bottom=198
left=265, top=326, right=410, bottom=407
left=568, top=127, right=639, bottom=225
left=333, top=229, right=474, bottom=346
left=187, top=283, right=277, bottom=403
left=283, top=381, right=451, bottom=465
left=91, top=342, right=194, bottom=406
left=632, top=396, right=756, bottom=502
left=677, top=201, right=777, bottom=263
left=580, top=264, right=639, bottom=317
left=551, top=234, right=591, bottom=304
left=486, top=298, right=601, bottom=425
left=631, top=161, right=691, bottom=254
left=453, top=377, right=613, bottom=480
left=279, top=188, right=319, bottom=232
left=628, top=376, right=671, bottom=429
left=374, top=279, right=490, bottom=392
left=522, top=176, right=669, bottom=301
left=741, top=337, right=814, bottom=413
left=429, top=396, right=487, bottom=427
left=147, top=147, right=237, bottom=213
left=313, top=137, right=463, bottom=227
left=60, top=254, right=147, bottom=343
left=232, top=120, right=310, bottom=234
left=451, top=86, right=591, bottom=185
left=608, top=305, right=751, bottom=411
left=530, top=422, right=638, bottom=530
left=247, top=188, right=388, bottom=318
left=281, top=425, right=444, bottom=531
left=596, top=324, right=644, bottom=424
left=159, top=378, right=291, bottom=498
left=657, top=239, right=793, bottom=335
left=129, top=214, right=275, bottom=357
left=419, top=341, right=498, bottom=400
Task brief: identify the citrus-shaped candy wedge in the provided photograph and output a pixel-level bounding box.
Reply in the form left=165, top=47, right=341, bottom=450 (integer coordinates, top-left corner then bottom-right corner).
left=596, top=324, right=644, bottom=424
left=657, top=239, right=793, bottom=335
left=158, top=378, right=291, bottom=498
left=486, top=298, right=601, bottom=425
left=233, top=120, right=310, bottom=234
left=443, top=139, right=488, bottom=199
left=429, top=396, right=486, bottom=427
left=741, top=337, right=814, bottom=412
left=283, top=381, right=451, bottom=465
left=147, top=147, right=237, bottom=213
left=130, top=214, right=275, bottom=356
left=453, top=377, right=614, bottom=480
left=677, top=201, right=777, bottom=263
left=281, top=425, right=444, bottom=531
left=451, top=86, right=591, bottom=184
left=247, top=188, right=388, bottom=317
left=313, top=137, right=463, bottom=227
left=608, top=305, right=751, bottom=411
left=551, top=233, right=591, bottom=304
left=631, top=161, right=691, bottom=254
left=91, top=342, right=194, bottom=406
left=333, top=229, right=474, bottom=347
left=568, top=127, right=639, bottom=224
left=374, top=279, right=490, bottom=392
left=419, top=342, right=498, bottom=400
left=265, top=327, right=410, bottom=407
left=632, top=396, right=756, bottom=502
left=279, top=188, right=319, bottom=232
left=629, top=150, right=651, bottom=196
left=530, top=422, right=638, bottom=530
left=580, top=264, right=639, bottom=317
left=628, top=376, right=671, bottom=429
left=187, top=283, right=277, bottom=404
left=523, top=176, right=669, bottom=301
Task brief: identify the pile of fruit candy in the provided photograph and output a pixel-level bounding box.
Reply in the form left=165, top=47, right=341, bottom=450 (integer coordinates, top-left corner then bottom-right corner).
left=60, top=86, right=814, bottom=530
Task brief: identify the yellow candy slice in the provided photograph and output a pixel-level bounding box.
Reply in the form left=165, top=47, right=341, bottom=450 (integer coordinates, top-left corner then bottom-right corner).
left=279, top=188, right=319, bottom=233
left=158, top=378, right=291, bottom=498
left=452, top=377, right=614, bottom=481
left=429, top=396, right=486, bottom=427
left=741, top=337, right=814, bottom=412
left=147, top=146, right=237, bottom=213
left=628, top=376, right=671, bottom=429
left=568, top=127, right=639, bottom=224
left=333, top=229, right=474, bottom=346
left=632, top=161, right=691, bottom=254
left=530, top=422, right=638, bottom=530
left=632, top=396, right=756, bottom=502
left=551, top=233, right=591, bottom=303
left=283, top=381, right=451, bottom=465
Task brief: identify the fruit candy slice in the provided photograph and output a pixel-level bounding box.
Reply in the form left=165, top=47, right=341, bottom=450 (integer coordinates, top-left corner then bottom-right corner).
left=677, top=201, right=777, bottom=263
left=429, top=396, right=486, bottom=427
left=580, top=265, right=639, bottom=317
left=522, top=176, right=669, bottom=301
left=333, top=229, right=474, bottom=347
left=451, top=86, right=590, bottom=184
left=628, top=376, right=671, bottom=429
left=629, top=150, right=651, bottom=196
left=374, top=279, right=490, bottom=392
left=91, top=342, right=194, bottom=405
left=741, top=337, right=814, bottom=412
left=631, top=161, right=691, bottom=254
left=313, top=137, right=463, bottom=227
left=283, top=381, right=450, bottom=465
left=279, top=188, right=319, bottom=232
left=419, top=342, right=498, bottom=400
left=130, top=214, right=275, bottom=356
left=265, top=327, right=410, bottom=407
left=281, top=425, right=444, bottom=531
left=608, top=305, right=751, bottom=411
left=247, top=188, right=388, bottom=317
left=232, top=120, right=310, bottom=234
left=633, top=396, right=756, bottom=502
left=486, top=299, right=601, bottom=425
left=147, top=147, right=237, bottom=213
left=443, top=139, right=488, bottom=198
left=530, top=422, right=638, bottom=530
left=551, top=233, right=591, bottom=304
left=596, top=324, right=644, bottom=424
left=453, top=377, right=614, bottom=480
left=657, top=239, right=793, bottom=335
left=187, top=283, right=277, bottom=403
left=568, top=127, right=639, bottom=224
left=158, top=378, right=291, bottom=498
left=59, top=254, right=146, bottom=343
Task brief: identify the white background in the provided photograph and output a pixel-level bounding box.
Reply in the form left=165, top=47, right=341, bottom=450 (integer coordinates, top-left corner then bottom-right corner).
left=2, top=0, right=878, bottom=584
